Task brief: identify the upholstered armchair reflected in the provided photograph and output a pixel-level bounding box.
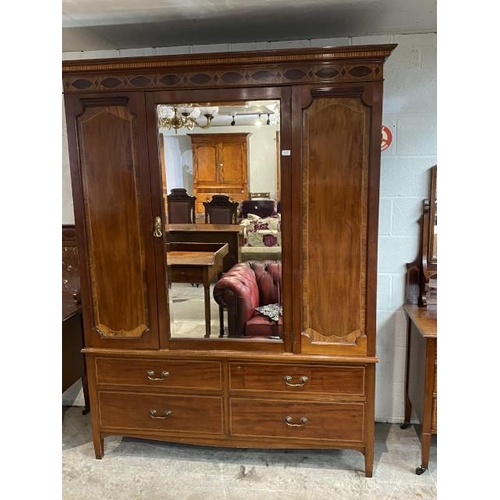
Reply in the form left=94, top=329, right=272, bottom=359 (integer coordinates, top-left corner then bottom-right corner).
left=167, top=188, right=196, bottom=223
left=213, top=260, right=282, bottom=338
left=239, top=199, right=277, bottom=219
left=203, top=195, right=239, bottom=224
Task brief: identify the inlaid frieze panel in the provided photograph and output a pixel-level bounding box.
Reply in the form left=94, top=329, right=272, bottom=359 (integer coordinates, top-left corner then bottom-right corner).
left=62, top=46, right=393, bottom=93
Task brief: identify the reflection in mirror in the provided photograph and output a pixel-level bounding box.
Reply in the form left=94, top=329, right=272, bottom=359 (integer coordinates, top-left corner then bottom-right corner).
left=421, top=165, right=437, bottom=306
left=156, top=100, right=283, bottom=340
left=429, top=165, right=437, bottom=263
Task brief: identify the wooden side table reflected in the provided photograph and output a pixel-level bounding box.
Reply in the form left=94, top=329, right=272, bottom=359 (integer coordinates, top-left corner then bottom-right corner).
left=167, top=242, right=228, bottom=338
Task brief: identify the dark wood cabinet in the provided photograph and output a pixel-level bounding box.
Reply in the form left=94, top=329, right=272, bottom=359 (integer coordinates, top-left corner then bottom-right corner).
left=190, top=133, right=248, bottom=213
left=62, top=44, right=395, bottom=476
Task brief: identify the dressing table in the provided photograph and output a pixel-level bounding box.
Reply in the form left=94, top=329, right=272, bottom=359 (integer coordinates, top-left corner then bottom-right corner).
left=402, top=166, right=437, bottom=475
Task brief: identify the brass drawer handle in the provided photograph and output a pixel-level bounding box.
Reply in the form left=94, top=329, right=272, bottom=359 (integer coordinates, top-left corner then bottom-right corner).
left=147, top=370, right=170, bottom=381
left=284, top=416, right=308, bottom=427
left=149, top=409, right=172, bottom=419
left=283, top=375, right=308, bottom=387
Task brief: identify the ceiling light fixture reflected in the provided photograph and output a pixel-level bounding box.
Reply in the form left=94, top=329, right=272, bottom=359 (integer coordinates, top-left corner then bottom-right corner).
left=157, top=104, right=219, bottom=134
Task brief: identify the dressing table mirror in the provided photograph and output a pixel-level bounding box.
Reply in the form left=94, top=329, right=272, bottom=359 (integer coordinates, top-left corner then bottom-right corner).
left=406, top=165, right=437, bottom=306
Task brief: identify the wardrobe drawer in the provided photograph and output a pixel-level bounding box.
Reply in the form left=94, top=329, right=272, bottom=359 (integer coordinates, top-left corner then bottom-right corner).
left=229, top=363, right=365, bottom=396
left=99, top=391, right=224, bottom=434
left=230, top=398, right=364, bottom=442
left=95, top=358, right=222, bottom=390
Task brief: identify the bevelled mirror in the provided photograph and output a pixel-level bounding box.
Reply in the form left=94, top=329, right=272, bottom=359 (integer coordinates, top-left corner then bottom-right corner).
left=155, top=99, right=283, bottom=341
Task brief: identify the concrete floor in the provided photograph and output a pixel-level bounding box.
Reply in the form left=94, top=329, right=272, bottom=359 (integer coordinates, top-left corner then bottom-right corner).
left=62, top=402, right=437, bottom=500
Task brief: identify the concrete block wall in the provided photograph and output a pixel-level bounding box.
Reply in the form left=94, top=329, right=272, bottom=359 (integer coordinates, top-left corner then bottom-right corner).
left=62, top=33, right=437, bottom=422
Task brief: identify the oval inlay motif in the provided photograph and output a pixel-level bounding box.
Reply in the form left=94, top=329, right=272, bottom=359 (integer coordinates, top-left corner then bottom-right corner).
left=315, top=67, right=340, bottom=79
left=160, top=74, right=181, bottom=86
left=221, top=72, right=243, bottom=83
left=189, top=73, right=212, bottom=84
left=251, top=70, right=275, bottom=81
left=348, top=66, right=372, bottom=77
left=130, top=76, right=152, bottom=87
left=72, top=79, right=93, bottom=90
left=101, top=77, right=122, bottom=88
left=283, top=69, right=307, bottom=81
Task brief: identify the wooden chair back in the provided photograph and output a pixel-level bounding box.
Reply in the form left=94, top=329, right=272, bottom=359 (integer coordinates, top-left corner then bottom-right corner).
left=167, top=188, right=196, bottom=223
left=203, top=195, right=239, bottom=224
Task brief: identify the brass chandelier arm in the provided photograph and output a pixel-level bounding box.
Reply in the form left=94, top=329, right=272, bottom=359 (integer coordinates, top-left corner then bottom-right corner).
left=158, top=104, right=218, bottom=133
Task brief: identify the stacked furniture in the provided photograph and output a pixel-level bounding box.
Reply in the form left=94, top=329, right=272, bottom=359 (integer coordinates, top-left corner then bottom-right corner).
left=62, top=43, right=395, bottom=477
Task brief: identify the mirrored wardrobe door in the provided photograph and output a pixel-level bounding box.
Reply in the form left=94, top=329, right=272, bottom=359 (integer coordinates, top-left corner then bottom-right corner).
left=146, top=89, right=291, bottom=349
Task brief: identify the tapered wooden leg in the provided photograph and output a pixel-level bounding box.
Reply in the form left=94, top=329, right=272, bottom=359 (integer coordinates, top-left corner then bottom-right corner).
left=204, top=282, right=211, bottom=338
left=93, top=432, right=104, bottom=459
left=364, top=449, right=373, bottom=478
left=219, top=306, right=225, bottom=337
left=364, top=364, right=375, bottom=477
left=401, top=316, right=412, bottom=429
left=81, top=373, right=90, bottom=415
left=417, top=431, right=431, bottom=474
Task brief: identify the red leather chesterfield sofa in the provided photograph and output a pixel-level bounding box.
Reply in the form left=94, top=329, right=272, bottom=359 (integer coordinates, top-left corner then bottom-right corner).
left=213, top=260, right=282, bottom=338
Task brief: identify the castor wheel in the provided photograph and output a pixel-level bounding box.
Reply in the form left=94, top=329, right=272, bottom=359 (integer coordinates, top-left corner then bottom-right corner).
left=400, top=422, right=410, bottom=429
left=416, top=466, right=427, bottom=475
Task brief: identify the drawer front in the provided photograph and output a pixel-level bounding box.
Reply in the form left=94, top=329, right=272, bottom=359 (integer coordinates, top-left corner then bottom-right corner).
left=99, top=391, right=224, bottom=434
left=230, top=398, right=364, bottom=442
left=169, top=267, right=203, bottom=283
left=95, top=358, right=222, bottom=390
left=229, top=363, right=365, bottom=396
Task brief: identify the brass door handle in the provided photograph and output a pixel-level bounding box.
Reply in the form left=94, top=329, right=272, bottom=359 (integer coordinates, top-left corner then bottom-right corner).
left=153, top=216, right=163, bottom=237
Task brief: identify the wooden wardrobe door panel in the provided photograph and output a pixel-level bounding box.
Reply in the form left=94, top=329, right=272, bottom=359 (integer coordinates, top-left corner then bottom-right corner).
left=67, top=94, right=159, bottom=349
left=194, top=144, right=218, bottom=184
left=301, top=96, right=370, bottom=353
left=220, top=143, right=246, bottom=185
